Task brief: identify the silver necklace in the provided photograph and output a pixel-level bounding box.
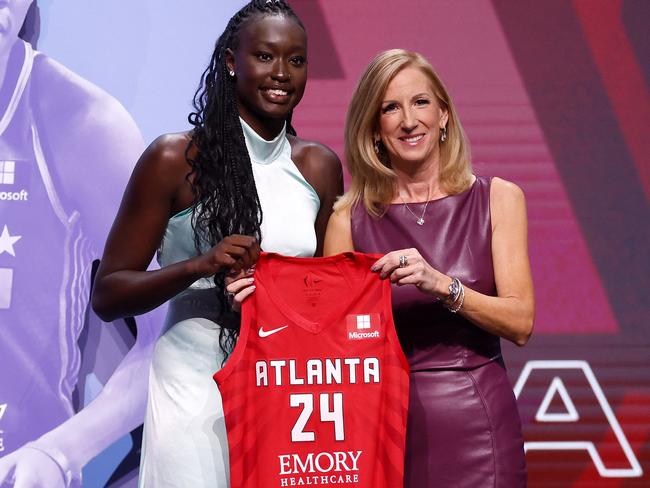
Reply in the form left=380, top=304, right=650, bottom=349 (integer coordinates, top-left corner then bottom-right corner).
left=400, top=187, right=431, bottom=225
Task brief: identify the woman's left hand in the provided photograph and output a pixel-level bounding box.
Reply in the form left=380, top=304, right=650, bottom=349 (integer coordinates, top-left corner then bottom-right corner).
left=371, top=248, right=450, bottom=298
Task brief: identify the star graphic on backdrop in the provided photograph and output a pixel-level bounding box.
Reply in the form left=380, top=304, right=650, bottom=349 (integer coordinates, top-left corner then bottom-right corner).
left=0, top=225, right=21, bottom=256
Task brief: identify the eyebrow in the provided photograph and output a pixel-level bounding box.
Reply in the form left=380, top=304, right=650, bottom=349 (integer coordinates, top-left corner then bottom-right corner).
left=381, top=92, right=432, bottom=104
left=254, top=40, right=306, bottom=52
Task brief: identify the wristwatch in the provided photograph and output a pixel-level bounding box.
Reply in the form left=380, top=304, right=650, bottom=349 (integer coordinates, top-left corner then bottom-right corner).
left=445, top=277, right=461, bottom=305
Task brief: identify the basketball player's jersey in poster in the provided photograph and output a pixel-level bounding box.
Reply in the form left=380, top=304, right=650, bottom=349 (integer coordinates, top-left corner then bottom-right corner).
left=0, top=40, right=91, bottom=452
left=214, top=252, right=409, bottom=488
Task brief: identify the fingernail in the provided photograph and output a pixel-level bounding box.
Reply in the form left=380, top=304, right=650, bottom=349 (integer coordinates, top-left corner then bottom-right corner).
left=248, top=278, right=254, bottom=283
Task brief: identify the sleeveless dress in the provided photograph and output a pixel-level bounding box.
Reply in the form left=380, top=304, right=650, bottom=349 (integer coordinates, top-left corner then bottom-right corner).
left=0, top=40, right=92, bottom=467
left=138, top=118, right=320, bottom=487
left=351, top=176, right=527, bottom=487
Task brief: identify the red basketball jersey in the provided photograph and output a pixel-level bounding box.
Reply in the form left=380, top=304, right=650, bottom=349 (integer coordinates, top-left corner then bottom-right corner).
left=214, top=252, right=409, bottom=488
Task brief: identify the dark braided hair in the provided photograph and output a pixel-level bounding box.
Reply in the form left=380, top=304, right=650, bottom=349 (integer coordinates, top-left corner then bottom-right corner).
left=187, top=0, right=305, bottom=359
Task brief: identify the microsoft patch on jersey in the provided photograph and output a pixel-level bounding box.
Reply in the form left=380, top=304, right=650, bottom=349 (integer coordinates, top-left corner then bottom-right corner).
left=346, top=314, right=383, bottom=340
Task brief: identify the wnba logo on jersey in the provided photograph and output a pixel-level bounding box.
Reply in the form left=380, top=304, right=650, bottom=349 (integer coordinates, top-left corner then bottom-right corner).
left=303, top=271, right=323, bottom=304
left=346, top=314, right=382, bottom=341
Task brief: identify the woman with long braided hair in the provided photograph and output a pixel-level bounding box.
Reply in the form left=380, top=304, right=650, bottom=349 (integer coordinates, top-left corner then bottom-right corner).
left=91, top=1, right=342, bottom=485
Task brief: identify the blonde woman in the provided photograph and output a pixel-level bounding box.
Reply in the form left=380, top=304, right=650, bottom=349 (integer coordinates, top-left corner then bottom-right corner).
left=325, top=49, right=533, bottom=487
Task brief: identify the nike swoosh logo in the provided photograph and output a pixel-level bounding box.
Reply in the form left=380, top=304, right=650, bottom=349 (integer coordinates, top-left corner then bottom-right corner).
left=258, top=325, right=289, bottom=338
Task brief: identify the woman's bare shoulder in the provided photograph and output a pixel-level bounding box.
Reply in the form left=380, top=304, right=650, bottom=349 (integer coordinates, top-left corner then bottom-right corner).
left=288, top=134, right=341, bottom=171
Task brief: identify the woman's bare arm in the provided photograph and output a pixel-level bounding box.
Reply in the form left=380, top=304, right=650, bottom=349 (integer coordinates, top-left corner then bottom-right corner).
left=92, top=134, right=258, bottom=321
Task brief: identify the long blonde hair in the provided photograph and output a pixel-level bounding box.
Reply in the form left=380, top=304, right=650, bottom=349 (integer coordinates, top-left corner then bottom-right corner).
left=336, top=49, right=472, bottom=216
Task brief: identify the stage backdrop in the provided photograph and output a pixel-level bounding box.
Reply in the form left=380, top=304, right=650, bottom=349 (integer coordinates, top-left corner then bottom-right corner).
left=0, top=1, right=648, bottom=487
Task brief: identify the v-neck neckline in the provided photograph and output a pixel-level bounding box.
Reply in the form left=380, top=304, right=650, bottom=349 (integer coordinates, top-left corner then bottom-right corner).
left=258, top=252, right=373, bottom=334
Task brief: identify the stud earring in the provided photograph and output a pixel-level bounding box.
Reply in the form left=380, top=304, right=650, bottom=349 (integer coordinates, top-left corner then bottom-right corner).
left=228, top=69, right=235, bottom=77
left=440, top=127, right=447, bottom=143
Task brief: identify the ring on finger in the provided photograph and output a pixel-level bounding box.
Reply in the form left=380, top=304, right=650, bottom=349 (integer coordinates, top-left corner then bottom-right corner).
left=399, top=255, right=408, bottom=268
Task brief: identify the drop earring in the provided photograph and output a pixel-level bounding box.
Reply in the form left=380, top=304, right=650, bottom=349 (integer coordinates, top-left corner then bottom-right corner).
left=440, top=126, right=447, bottom=143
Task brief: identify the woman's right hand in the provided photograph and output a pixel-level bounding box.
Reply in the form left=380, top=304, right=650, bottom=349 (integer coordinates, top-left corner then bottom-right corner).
left=193, top=235, right=260, bottom=278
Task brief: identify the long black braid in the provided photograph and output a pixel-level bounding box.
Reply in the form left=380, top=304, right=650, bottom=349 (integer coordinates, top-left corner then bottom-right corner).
left=187, top=0, right=304, bottom=359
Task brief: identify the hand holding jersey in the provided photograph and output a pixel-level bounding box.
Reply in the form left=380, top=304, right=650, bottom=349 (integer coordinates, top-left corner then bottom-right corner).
left=192, top=235, right=260, bottom=279
left=371, top=248, right=453, bottom=298
left=225, top=268, right=257, bottom=312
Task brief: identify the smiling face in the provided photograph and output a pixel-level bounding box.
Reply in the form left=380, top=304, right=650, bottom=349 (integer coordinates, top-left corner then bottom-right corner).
left=0, top=0, right=33, bottom=55
left=377, top=66, right=448, bottom=169
left=227, top=13, right=307, bottom=139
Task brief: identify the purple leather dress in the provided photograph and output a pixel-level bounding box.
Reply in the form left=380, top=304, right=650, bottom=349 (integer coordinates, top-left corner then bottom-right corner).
left=352, top=176, right=526, bottom=487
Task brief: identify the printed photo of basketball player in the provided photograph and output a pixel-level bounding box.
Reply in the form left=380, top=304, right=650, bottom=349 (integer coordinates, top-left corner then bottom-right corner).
left=0, top=1, right=159, bottom=486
